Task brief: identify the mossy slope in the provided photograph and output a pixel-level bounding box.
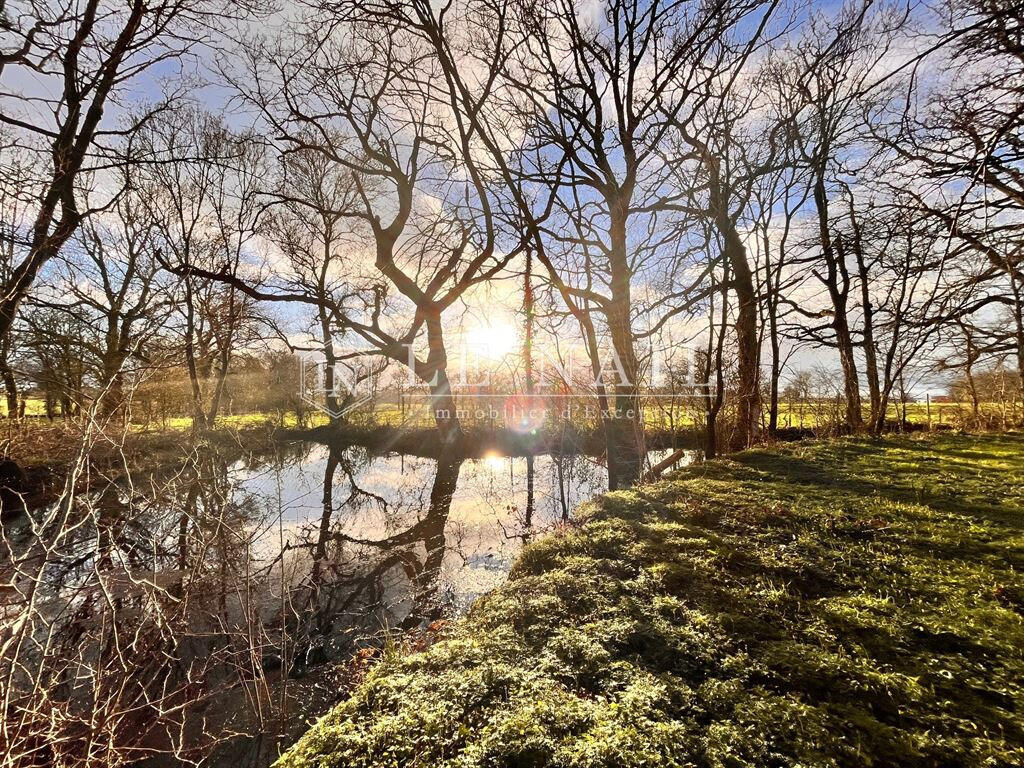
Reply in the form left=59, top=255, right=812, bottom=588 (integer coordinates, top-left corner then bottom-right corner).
left=279, top=434, right=1024, bottom=768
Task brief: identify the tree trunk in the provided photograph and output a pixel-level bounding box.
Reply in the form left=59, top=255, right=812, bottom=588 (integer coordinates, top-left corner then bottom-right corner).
left=965, top=347, right=980, bottom=427
left=704, top=267, right=728, bottom=459
left=605, top=204, right=645, bottom=488
left=814, top=175, right=862, bottom=432
left=0, top=346, right=17, bottom=419
left=206, top=290, right=239, bottom=427
left=317, top=233, right=342, bottom=421
left=428, top=371, right=461, bottom=442
left=721, top=223, right=760, bottom=451
left=207, top=347, right=232, bottom=426
left=834, top=305, right=863, bottom=431
left=98, top=339, right=130, bottom=421
left=767, top=296, right=781, bottom=437
left=763, top=207, right=793, bottom=438
left=183, top=276, right=207, bottom=431
left=577, top=300, right=618, bottom=490
left=320, top=311, right=341, bottom=421
left=705, top=412, right=719, bottom=458
left=1008, top=259, right=1024, bottom=417
left=422, top=312, right=462, bottom=443
left=851, top=211, right=882, bottom=433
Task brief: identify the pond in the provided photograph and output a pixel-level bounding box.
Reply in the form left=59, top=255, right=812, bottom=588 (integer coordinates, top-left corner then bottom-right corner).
left=0, top=440, right=696, bottom=767
left=237, top=443, right=696, bottom=642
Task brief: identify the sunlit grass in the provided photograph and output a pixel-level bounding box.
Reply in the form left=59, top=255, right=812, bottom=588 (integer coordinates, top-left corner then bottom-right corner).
left=279, top=433, right=1024, bottom=768
left=0, top=397, right=47, bottom=417
left=126, top=411, right=332, bottom=432
left=0, top=398, right=1010, bottom=434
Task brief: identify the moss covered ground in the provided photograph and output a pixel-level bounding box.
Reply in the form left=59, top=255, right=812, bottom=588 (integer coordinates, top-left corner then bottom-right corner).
left=279, top=433, right=1024, bottom=768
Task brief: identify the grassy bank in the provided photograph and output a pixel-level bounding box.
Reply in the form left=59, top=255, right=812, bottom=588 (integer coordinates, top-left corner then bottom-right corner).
left=279, top=433, right=1024, bottom=768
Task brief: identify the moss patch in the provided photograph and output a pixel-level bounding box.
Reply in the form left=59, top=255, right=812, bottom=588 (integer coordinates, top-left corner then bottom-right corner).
left=278, top=433, right=1024, bottom=768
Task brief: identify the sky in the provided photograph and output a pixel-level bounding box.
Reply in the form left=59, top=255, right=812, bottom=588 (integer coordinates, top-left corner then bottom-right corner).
left=0, top=0, right=975, bottom=399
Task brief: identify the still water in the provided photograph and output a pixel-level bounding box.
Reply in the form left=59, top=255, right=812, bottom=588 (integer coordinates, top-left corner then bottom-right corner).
left=240, top=446, right=606, bottom=607
left=236, top=444, right=694, bottom=629
left=1, top=441, right=694, bottom=767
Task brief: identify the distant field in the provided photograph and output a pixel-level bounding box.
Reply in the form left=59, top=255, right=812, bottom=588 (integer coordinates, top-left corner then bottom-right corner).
left=340, top=398, right=1010, bottom=430
left=0, top=398, right=47, bottom=418
left=130, top=411, right=331, bottom=432
left=0, top=396, right=1012, bottom=432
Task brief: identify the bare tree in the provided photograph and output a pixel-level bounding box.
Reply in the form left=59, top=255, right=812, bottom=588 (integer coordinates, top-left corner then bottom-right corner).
left=361, top=0, right=786, bottom=481
left=266, top=147, right=365, bottom=421
left=0, top=0, right=268, bottom=350
left=882, top=0, right=1024, bottom=408
left=38, top=194, right=172, bottom=420
left=778, top=0, right=912, bottom=432
left=140, top=110, right=269, bottom=430
left=221, top=12, right=522, bottom=441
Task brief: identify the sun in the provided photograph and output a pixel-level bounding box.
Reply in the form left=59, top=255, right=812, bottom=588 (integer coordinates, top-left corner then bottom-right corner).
left=482, top=450, right=507, bottom=470
left=465, top=323, right=519, bottom=362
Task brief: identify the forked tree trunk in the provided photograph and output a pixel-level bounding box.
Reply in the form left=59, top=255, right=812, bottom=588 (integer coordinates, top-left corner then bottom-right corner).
left=850, top=209, right=882, bottom=433
left=835, top=312, right=863, bottom=431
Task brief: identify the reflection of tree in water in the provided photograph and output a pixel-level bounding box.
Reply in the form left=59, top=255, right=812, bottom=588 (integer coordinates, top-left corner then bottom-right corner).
left=500, top=452, right=600, bottom=546
left=1, top=440, right=609, bottom=767
left=500, top=454, right=536, bottom=546
left=0, top=443, right=279, bottom=767
left=549, top=452, right=604, bottom=520
left=285, top=449, right=464, bottom=675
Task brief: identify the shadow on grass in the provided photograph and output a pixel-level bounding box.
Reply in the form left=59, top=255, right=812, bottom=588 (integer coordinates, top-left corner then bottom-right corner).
left=720, top=435, right=1024, bottom=528
left=279, top=434, right=1024, bottom=768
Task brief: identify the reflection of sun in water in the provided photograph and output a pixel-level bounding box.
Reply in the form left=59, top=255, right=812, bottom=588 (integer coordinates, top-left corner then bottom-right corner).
left=482, top=451, right=506, bottom=471
left=466, top=323, right=519, bottom=361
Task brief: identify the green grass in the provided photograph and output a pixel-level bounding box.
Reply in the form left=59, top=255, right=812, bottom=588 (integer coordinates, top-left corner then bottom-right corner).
left=265, top=400, right=1006, bottom=431
left=127, top=410, right=331, bottom=432
left=278, top=433, right=1024, bottom=768
left=0, top=397, right=46, bottom=417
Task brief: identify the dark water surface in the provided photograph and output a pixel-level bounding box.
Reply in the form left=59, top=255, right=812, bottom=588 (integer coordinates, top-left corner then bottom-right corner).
left=2, top=441, right=695, bottom=767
